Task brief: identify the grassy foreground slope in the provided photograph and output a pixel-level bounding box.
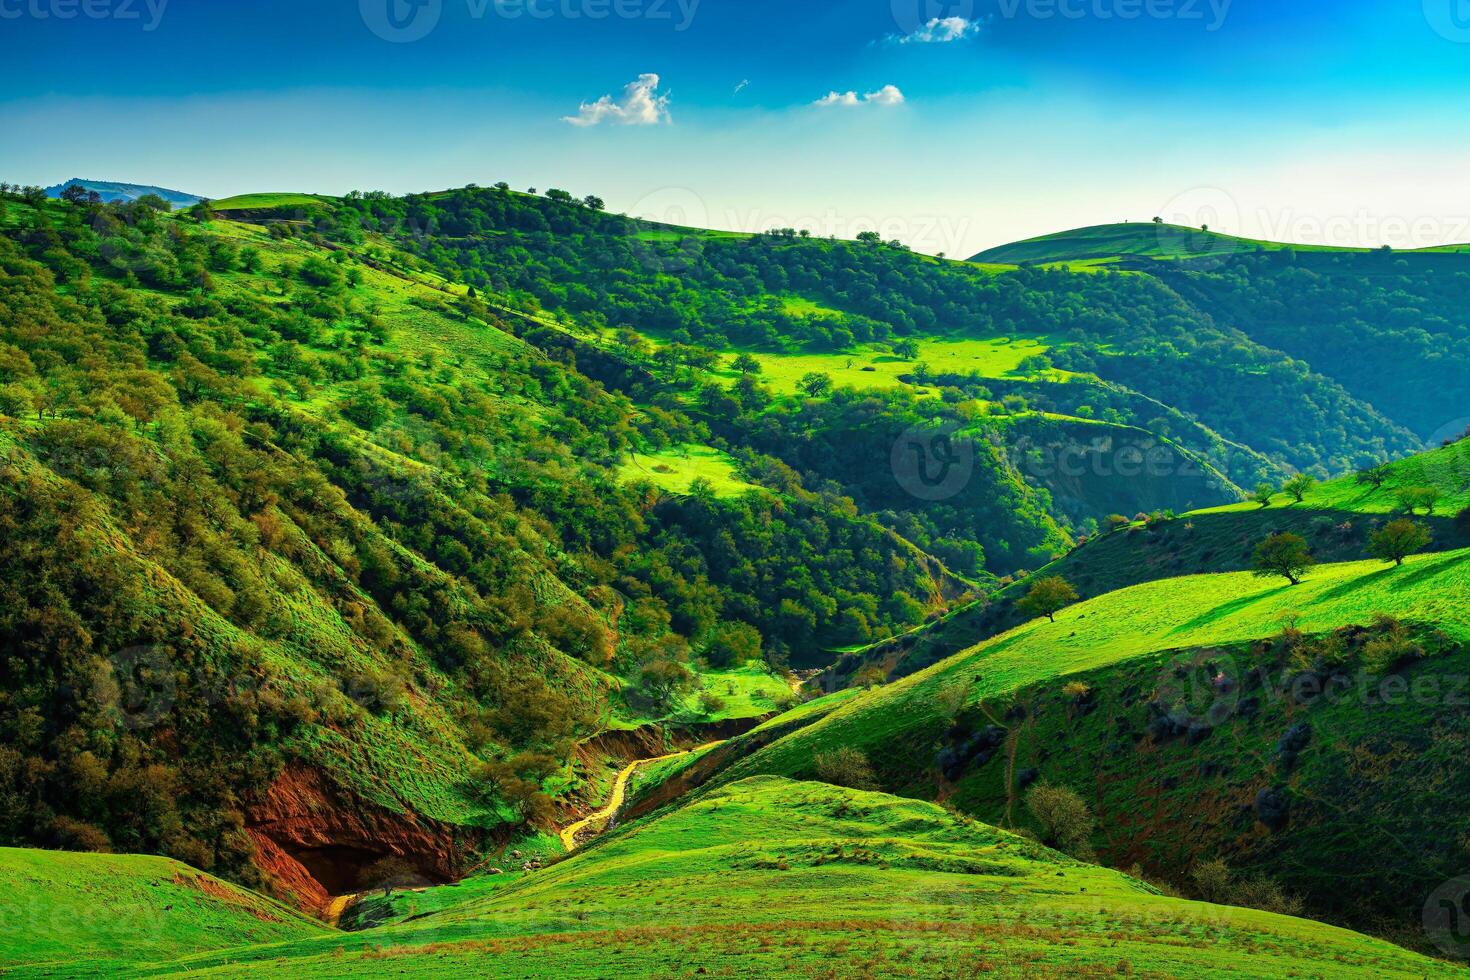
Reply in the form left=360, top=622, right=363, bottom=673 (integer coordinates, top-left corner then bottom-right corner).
left=0, top=847, right=328, bottom=972
left=60, top=778, right=1457, bottom=979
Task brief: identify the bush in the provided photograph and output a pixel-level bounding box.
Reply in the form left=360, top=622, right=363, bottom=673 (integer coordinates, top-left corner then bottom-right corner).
left=1191, top=857, right=1302, bottom=916
left=814, top=747, right=878, bottom=791
left=703, top=621, right=762, bottom=668
left=1024, top=782, right=1095, bottom=860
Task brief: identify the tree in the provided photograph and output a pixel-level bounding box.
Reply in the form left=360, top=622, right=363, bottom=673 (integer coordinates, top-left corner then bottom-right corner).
left=1025, top=783, right=1095, bottom=860
left=1016, top=576, right=1078, bottom=623
left=545, top=188, right=574, bottom=204
left=1397, top=486, right=1441, bottom=515
left=1356, top=464, right=1391, bottom=488
left=639, top=657, right=695, bottom=709
left=582, top=195, right=605, bottom=211
left=1369, top=519, right=1431, bottom=567
left=358, top=857, right=424, bottom=899
left=1282, top=474, right=1316, bottom=503
left=798, top=372, right=833, bottom=398
left=731, top=353, right=762, bottom=374
left=1252, top=483, right=1276, bottom=508
left=892, top=338, right=921, bottom=360
left=703, top=621, right=762, bottom=668
left=814, top=747, right=878, bottom=791
left=59, top=183, right=90, bottom=204
left=1252, top=533, right=1314, bottom=586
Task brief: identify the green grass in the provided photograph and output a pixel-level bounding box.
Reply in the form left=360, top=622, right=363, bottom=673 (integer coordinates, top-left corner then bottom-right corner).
left=69, top=778, right=1454, bottom=978
left=972, top=221, right=1470, bottom=266
left=677, top=661, right=793, bottom=721
left=616, top=445, right=756, bottom=497
left=696, top=548, right=1470, bottom=795
left=1198, top=436, right=1470, bottom=518
left=210, top=193, right=331, bottom=211
left=0, top=848, right=328, bottom=973
left=716, top=335, right=1074, bottom=397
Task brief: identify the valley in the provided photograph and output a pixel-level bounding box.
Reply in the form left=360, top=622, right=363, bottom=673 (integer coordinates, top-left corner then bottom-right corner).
left=0, top=181, right=1467, bottom=975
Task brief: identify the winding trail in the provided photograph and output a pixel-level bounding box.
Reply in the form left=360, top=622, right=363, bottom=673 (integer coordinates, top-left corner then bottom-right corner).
left=323, top=892, right=357, bottom=927
left=559, top=741, right=722, bottom=852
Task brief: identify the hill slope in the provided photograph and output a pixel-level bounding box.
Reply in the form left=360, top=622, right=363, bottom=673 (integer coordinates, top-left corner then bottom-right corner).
left=0, top=847, right=328, bottom=972
left=21, top=779, right=1456, bottom=978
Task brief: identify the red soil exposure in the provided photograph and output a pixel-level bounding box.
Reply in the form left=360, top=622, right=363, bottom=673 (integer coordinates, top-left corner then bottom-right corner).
left=246, top=763, right=475, bottom=915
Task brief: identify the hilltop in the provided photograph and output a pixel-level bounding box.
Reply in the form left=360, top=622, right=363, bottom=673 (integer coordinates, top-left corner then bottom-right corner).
left=970, top=221, right=1470, bottom=267
left=43, top=178, right=203, bottom=207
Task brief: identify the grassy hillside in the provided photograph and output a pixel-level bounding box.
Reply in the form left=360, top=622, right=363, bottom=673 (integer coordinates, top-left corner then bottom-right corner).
left=836, top=436, right=1470, bottom=684
left=0, top=191, right=962, bottom=905
left=38, top=778, right=1456, bottom=978
left=0, top=847, right=328, bottom=972
left=970, top=221, right=1470, bottom=266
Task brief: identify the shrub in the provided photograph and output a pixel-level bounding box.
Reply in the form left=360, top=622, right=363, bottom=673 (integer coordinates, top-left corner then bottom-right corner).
left=1024, top=782, right=1095, bottom=860
left=814, top=747, right=879, bottom=791
left=703, top=621, right=763, bottom=669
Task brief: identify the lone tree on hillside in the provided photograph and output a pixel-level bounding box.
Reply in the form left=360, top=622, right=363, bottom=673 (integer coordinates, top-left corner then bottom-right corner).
left=798, top=372, right=834, bottom=398
left=1356, top=464, right=1391, bottom=489
left=1369, top=519, right=1431, bottom=567
left=1017, top=576, right=1079, bottom=623
left=892, top=338, right=921, bottom=360
left=1252, top=483, right=1276, bottom=508
left=1253, top=533, right=1314, bottom=586
left=1025, top=783, right=1095, bottom=860
left=1397, top=486, right=1441, bottom=515
left=1282, top=474, right=1316, bottom=503
left=358, top=857, right=426, bottom=899
left=731, top=353, right=762, bottom=374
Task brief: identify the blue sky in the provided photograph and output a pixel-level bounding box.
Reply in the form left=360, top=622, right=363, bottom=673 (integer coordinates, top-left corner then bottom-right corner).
left=4, top=0, right=1470, bottom=255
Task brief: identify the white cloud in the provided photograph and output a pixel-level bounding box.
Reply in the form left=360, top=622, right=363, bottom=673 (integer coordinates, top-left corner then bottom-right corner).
left=894, top=16, right=984, bottom=44
left=563, top=74, right=671, bottom=127
left=734, top=79, right=750, bottom=94
left=813, top=85, right=906, bottom=108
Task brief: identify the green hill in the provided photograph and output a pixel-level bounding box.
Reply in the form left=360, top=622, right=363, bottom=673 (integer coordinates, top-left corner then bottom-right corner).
left=643, top=545, right=1470, bottom=939
left=970, top=221, right=1470, bottom=266
left=20, top=779, right=1455, bottom=978
left=0, top=847, right=328, bottom=972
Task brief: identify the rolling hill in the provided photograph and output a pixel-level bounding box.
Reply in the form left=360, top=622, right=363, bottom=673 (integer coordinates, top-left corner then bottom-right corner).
left=5, top=780, right=1459, bottom=978
left=43, top=178, right=203, bottom=207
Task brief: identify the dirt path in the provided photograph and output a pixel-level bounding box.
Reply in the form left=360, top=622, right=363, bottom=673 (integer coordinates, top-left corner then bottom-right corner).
left=559, top=742, right=722, bottom=852
left=323, top=892, right=357, bottom=927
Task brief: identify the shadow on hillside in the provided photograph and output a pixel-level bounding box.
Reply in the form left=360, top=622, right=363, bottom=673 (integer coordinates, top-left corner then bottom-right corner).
left=1169, top=588, right=1281, bottom=634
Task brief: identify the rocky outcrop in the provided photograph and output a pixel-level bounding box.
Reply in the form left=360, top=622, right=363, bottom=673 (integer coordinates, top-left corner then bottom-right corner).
left=246, top=763, right=477, bottom=914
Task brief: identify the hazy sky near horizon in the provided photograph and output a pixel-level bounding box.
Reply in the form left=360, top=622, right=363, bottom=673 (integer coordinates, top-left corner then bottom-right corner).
left=4, top=0, right=1470, bottom=256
